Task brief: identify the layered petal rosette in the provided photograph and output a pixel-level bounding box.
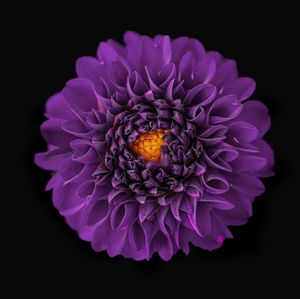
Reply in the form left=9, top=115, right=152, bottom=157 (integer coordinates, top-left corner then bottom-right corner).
left=35, top=32, right=274, bottom=261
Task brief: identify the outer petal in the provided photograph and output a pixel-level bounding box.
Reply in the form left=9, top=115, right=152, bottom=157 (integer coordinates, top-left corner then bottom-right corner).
left=45, top=92, right=74, bottom=120
left=76, top=56, right=108, bottom=82
left=40, top=118, right=74, bottom=148
left=226, top=173, right=265, bottom=196
left=63, top=78, right=98, bottom=112
left=126, top=35, right=171, bottom=74
left=253, top=139, right=275, bottom=177
left=97, top=42, right=119, bottom=63
left=233, top=100, right=271, bottom=138
left=208, top=95, right=243, bottom=124
left=222, top=77, right=256, bottom=101
left=212, top=59, right=238, bottom=89
left=53, top=181, right=87, bottom=216
left=35, top=147, right=71, bottom=171
left=171, top=37, right=205, bottom=64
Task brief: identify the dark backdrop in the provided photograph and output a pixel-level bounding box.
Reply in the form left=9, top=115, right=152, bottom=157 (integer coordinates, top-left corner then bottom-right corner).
left=8, top=2, right=299, bottom=297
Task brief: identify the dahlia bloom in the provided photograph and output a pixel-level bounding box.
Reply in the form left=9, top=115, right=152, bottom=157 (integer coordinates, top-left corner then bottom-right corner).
left=35, top=31, right=274, bottom=261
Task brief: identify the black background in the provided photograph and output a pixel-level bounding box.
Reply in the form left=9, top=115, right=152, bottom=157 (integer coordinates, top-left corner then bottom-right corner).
left=7, top=2, right=299, bottom=297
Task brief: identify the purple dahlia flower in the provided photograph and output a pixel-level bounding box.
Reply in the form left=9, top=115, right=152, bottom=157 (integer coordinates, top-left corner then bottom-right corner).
left=35, top=31, right=274, bottom=261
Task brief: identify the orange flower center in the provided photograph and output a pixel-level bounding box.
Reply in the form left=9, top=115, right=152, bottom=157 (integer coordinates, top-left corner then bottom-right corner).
left=129, top=130, right=168, bottom=163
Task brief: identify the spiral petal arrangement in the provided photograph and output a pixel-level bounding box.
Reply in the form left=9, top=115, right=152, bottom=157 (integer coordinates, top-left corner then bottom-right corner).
left=35, top=32, right=274, bottom=261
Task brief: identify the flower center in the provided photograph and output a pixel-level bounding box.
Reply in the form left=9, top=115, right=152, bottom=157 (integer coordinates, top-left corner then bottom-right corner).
left=129, top=130, right=168, bottom=163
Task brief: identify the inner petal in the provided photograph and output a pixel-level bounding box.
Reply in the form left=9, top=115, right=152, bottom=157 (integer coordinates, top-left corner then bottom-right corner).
left=129, top=130, right=168, bottom=163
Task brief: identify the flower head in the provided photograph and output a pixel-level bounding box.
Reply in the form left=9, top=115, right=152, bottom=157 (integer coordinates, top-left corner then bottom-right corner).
left=35, top=32, right=274, bottom=261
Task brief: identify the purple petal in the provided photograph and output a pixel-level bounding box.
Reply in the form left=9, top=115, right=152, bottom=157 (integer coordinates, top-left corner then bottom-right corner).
left=156, top=207, right=170, bottom=235
left=63, top=78, right=97, bottom=112
left=212, top=59, right=238, bottom=89
left=227, top=173, right=265, bottom=196
left=106, top=228, right=128, bottom=257
left=41, top=118, right=73, bottom=148
left=138, top=202, right=156, bottom=223
left=170, top=194, right=182, bottom=221
left=154, top=232, right=174, bottom=261
left=193, top=55, right=216, bottom=84
left=35, top=147, right=71, bottom=171
left=128, top=221, right=148, bottom=251
left=171, top=37, right=205, bottom=64
left=76, top=56, right=108, bottom=82
left=97, top=42, right=118, bottom=63
left=227, top=122, right=259, bottom=143
left=178, top=51, right=195, bottom=81
left=200, top=193, right=234, bottom=210
left=184, top=84, right=217, bottom=107
left=189, top=200, right=212, bottom=236
left=86, top=200, right=110, bottom=226
left=253, top=139, right=275, bottom=177
left=91, top=220, right=110, bottom=251
left=123, top=31, right=141, bottom=45
left=53, top=182, right=86, bottom=216
left=233, top=100, right=271, bottom=138
left=208, top=95, right=243, bottom=124
left=45, top=92, right=74, bottom=120
left=110, top=202, right=137, bottom=231
left=202, top=171, right=229, bottom=194
left=231, top=154, right=267, bottom=173
left=108, top=190, right=132, bottom=204
left=223, top=77, right=256, bottom=101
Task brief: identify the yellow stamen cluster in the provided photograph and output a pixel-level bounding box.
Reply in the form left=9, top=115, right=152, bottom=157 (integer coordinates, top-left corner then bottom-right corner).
left=129, top=130, right=168, bottom=163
